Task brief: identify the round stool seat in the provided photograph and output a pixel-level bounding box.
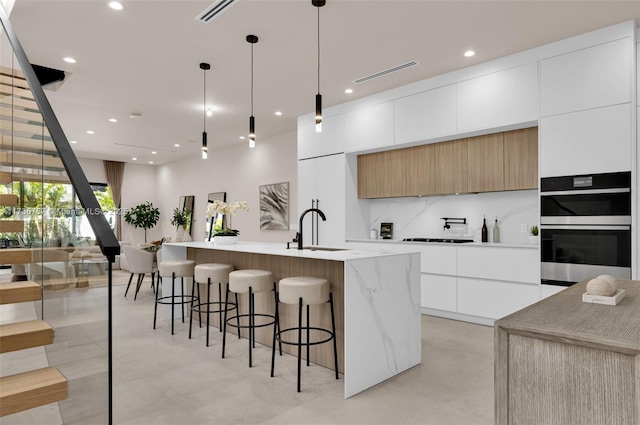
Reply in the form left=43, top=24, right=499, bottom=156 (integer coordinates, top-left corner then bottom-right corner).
left=229, top=269, right=273, bottom=293
left=159, top=260, right=195, bottom=278
left=279, top=277, right=329, bottom=305
left=195, top=263, right=234, bottom=283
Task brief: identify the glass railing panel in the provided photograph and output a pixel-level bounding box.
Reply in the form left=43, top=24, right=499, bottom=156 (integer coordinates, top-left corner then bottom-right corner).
left=0, top=7, right=114, bottom=424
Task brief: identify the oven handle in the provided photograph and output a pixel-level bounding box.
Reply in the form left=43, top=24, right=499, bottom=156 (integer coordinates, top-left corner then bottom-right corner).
left=541, top=188, right=630, bottom=196
left=540, top=224, right=631, bottom=231
left=541, top=216, right=631, bottom=226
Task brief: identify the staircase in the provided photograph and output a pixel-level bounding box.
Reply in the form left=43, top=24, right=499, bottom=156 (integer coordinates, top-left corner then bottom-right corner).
left=0, top=281, right=67, bottom=417
left=0, top=67, right=69, bottom=418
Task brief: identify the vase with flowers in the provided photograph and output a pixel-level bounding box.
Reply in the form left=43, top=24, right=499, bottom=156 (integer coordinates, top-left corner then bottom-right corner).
left=170, top=208, right=192, bottom=242
left=205, top=200, right=249, bottom=244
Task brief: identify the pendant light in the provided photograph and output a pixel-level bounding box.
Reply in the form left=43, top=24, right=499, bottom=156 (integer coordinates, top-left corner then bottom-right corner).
left=313, top=0, right=325, bottom=132
left=247, top=34, right=258, bottom=148
left=200, top=62, right=210, bottom=159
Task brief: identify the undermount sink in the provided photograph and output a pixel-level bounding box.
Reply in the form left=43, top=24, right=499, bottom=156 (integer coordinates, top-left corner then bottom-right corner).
left=302, top=246, right=349, bottom=251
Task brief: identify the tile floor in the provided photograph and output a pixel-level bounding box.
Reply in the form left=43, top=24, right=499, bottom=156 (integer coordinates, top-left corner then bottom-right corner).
left=1, top=270, right=494, bottom=425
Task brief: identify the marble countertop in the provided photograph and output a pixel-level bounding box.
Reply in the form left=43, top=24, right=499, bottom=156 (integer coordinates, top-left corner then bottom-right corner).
left=165, top=241, right=416, bottom=261
left=346, top=239, right=538, bottom=249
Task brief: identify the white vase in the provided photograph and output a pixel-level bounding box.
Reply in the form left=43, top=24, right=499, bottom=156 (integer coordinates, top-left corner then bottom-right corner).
left=213, top=235, right=238, bottom=245
left=528, top=235, right=539, bottom=245
left=176, top=225, right=192, bottom=242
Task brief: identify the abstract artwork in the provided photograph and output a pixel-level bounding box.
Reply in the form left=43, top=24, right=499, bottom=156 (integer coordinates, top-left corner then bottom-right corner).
left=259, top=182, right=289, bottom=230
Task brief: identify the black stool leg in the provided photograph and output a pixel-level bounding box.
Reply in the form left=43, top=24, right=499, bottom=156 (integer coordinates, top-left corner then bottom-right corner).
left=270, top=290, right=278, bottom=377
left=235, top=293, right=241, bottom=339
left=218, top=282, right=223, bottom=332
left=248, top=287, right=254, bottom=367
left=181, top=277, right=185, bottom=323
left=189, top=279, right=196, bottom=339
left=124, top=273, right=134, bottom=297
left=151, top=272, right=155, bottom=293
left=206, top=279, right=211, bottom=346
left=306, top=304, right=310, bottom=367
left=297, top=297, right=303, bottom=393
left=330, top=292, right=339, bottom=379
left=153, top=274, right=160, bottom=329
left=222, top=285, right=230, bottom=358
left=197, top=279, right=202, bottom=327
left=171, top=273, right=176, bottom=335
left=273, top=282, right=282, bottom=355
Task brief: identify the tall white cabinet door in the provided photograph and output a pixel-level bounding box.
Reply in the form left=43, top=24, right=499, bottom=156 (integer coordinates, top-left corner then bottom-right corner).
left=315, top=154, right=346, bottom=247
left=297, top=154, right=346, bottom=247
left=540, top=103, right=631, bottom=177
left=344, top=102, right=394, bottom=152
left=540, top=37, right=632, bottom=117
left=457, top=63, right=538, bottom=132
left=394, top=85, right=457, bottom=145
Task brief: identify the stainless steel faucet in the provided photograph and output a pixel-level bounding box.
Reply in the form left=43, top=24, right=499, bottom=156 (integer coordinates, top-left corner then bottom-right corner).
left=298, top=208, right=326, bottom=250
left=441, top=217, right=466, bottom=231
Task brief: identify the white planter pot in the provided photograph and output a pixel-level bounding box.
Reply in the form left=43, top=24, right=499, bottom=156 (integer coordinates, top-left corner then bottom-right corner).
left=213, top=236, right=238, bottom=245
left=528, top=235, right=539, bottom=245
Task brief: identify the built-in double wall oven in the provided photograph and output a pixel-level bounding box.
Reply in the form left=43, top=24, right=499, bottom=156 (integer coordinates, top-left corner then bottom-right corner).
left=540, top=171, right=632, bottom=286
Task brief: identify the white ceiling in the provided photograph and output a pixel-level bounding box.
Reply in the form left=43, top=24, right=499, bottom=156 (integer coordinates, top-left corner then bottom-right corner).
left=7, top=0, right=640, bottom=165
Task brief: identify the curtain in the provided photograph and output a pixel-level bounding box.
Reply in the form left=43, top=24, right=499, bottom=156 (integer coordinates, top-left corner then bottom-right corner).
left=103, top=161, right=125, bottom=240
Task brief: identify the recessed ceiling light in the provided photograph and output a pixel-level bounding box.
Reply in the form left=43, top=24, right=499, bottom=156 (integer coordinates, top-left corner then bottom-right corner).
left=174, top=144, right=180, bottom=147
left=151, top=151, right=157, bottom=155
left=108, top=1, right=124, bottom=10
left=63, top=57, right=77, bottom=64
left=148, top=161, right=154, bottom=164
left=464, top=50, right=475, bottom=57
left=70, top=140, right=77, bottom=144
left=108, top=118, right=117, bottom=123
left=239, top=136, right=245, bottom=140
left=275, top=111, right=282, bottom=116
left=345, top=88, right=353, bottom=94
left=132, top=157, right=137, bottom=161
left=86, top=130, right=95, bottom=134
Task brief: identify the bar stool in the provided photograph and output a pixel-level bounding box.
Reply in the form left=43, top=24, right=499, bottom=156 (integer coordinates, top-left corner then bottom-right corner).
left=272, top=276, right=339, bottom=392
left=189, top=263, right=236, bottom=347
left=154, top=260, right=196, bottom=335
left=222, top=269, right=279, bottom=368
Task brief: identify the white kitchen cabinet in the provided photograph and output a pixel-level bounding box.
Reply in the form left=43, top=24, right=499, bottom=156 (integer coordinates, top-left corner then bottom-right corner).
left=421, top=274, right=457, bottom=312
left=297, top=113, right=347, bottom=160
left=540, top=37, right=632, bottom=117
left=457, top=246, right=539, bottom=284
left=297, top=154, right=346, bottom=247
left=456, top=63, right=538, bottom=132
left=394, top=85, right=457, bottom=145
left=344, top=102, right=394, bottom=153
left=457, top=278, right=539, bottom=320
left=415, top=245, right=457, bottom=275
left=539, top=103, right=631, bottom=177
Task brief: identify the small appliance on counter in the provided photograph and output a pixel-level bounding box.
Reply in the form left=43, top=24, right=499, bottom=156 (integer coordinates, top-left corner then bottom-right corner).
left=380, top=223, right=393, bottom=239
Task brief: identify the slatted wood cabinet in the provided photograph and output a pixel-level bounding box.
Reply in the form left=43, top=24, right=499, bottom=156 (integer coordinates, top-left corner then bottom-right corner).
left=357, top=127, right=538, bottom=198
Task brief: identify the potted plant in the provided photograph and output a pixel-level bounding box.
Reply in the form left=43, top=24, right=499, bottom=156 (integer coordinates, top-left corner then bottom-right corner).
left=170, top=208, right=192, bottom=242
left=205, top=200, right=249, bottom=244
left=529, top=225, right=539, bottom=244
left=124, top=202, right=160, bottom=243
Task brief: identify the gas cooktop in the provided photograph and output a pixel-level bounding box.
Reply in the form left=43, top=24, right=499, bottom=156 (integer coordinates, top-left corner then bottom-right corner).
left=402, top=238, right=475, bottom=244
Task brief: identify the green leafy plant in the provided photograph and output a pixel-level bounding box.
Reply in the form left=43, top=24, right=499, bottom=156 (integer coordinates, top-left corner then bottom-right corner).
left=170, top=208, right=191, bottom=227
left=529, top=225, right=539, bottom=236
left=124, top=202, right=160, bottom=242
left=205, top=200, right=249, bottom=237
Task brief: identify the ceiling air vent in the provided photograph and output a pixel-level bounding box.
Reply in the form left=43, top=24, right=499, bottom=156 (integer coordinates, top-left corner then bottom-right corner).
left=353, top=61, right=418, bottom=84
left=196, top=0, right=239, bottom=23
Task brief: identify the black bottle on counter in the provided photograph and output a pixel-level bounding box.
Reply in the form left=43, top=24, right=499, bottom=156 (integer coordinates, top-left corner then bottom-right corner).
left=481, top=216, right=488, bottom=242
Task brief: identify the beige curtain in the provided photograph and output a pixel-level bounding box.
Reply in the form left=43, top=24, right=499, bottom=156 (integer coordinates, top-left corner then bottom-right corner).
left=103, top=161, right=125, bottom=240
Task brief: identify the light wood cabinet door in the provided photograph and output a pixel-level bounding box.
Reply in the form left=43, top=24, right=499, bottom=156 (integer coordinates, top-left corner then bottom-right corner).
left=504, top=127, right=538, bottom=190
left=358, top=149, right=407, bottom=198
left=406, top=144, right=435, bottom=196
left=434, top=139, right=467, bottom=194
left=467, top=133, right=504, bottom=193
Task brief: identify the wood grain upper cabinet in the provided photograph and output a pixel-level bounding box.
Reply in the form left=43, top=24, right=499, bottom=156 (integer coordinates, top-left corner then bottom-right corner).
left=433, top=139, right=467, bottom=194
left=358, top=149, right=407, bottom=199
left=467, top=133, right=504, bottom=193
left=406, top=144, right=435, bottom=196
left=504, top=127, right=538, bottom=190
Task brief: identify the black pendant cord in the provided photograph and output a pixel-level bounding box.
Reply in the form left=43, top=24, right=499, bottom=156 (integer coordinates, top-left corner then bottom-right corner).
left=317, top=5, right=320, bottom=94
left=203, top=68, right=207, bottom=132
left=251, top=42, right=254, bottom=117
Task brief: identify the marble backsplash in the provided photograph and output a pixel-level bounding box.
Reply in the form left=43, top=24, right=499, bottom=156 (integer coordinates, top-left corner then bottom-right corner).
left=368, top=189, right=539, bottom=244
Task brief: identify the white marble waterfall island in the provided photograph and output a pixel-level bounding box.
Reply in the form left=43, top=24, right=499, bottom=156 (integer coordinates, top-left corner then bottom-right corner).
left=162, top=241, right=421, bottom=398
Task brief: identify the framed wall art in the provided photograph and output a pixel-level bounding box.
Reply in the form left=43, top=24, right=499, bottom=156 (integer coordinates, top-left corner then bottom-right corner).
left=259, top=182, right=289, bottom=230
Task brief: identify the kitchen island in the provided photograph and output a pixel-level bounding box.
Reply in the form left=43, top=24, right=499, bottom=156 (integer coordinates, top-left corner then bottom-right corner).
left=495, top=278, right=640, bottom=424
left=162, top=241, right=421, bottom=398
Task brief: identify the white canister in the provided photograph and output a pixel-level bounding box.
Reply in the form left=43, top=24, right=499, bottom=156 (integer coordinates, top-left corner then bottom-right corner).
left=369, top=229, right=378, bottom=240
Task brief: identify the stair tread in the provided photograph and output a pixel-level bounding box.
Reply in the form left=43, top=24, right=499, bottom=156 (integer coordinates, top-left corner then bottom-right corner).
left=0, top=281, right=41, bottom=304
left=0, top=367, right=67, bottom=417
left=0, top=320, right=53, bottom=354
left=0, top=194, right=19, bottom=206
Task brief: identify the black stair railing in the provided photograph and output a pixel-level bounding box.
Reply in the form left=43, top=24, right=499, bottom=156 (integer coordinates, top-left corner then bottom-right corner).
left=0, top=5, right=119, bottom=424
